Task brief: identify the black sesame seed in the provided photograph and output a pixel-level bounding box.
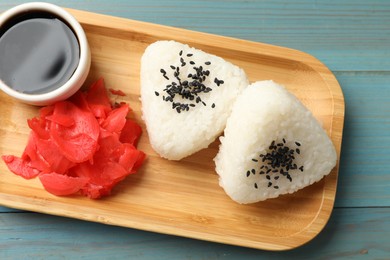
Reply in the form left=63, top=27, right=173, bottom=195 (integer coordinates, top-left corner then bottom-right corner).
left=187, top=53, right=193, bottom=57
left=274, top=176, right=279, bottom=180
left=211, top=103, right=215, bottom=108
left=251, top=169, right=256, bottom=175
left=154, top=91, right=159, bottom=96
left=179, top=50, right=183, bottom=56
left=266, top=175, right=271, bottom=180
left=252, top=159, right=258, bottom=162
left=260, top=171, right=265, bottom=175
left=163, top=75, right=169, bottom=80
left=160, top=69, right=166, bottom=74
left=283, top=138, right=286, bottom=143
left=274, top=186, right=279, bottom=189
left=214, top=77, right=224, bottom=86
left=299, top=166, right=304, bottom=172
left=190, top=61, right=195, bottom=65
left=268, top=182, right=272, bottom=187
left=295, top=141, right=301, bottom=146
left=170, top=65, right=175, bottom=70
left=205, top=61, right=211, bottom=65
left=254, top=183, right=258, bottom=189
left=296, top=148, right=300, bottom=154
left=246, top=171, right=250, bottom=177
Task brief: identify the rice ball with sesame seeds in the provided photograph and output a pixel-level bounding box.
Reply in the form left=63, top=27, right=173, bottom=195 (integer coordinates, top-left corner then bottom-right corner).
left=214, top=80, right=337, bottom=203
left=140, top=40, right=249, bottom=160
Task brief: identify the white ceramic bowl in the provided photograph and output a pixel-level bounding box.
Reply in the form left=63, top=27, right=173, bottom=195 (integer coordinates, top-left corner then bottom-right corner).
left=0, top=2, right=91, bottom=106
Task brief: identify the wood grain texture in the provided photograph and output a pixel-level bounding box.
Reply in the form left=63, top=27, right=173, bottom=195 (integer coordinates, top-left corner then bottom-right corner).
left=0, top=1, right=387, bottom=210
left=2, top=0, right=389, bottom=71
left=1, top=208, right=389, bottom=259
left=0, top=0, right=389, bottom=258
left=334, top=72, right=390, bottom=208
left=0, top=8, right=344, bottom=251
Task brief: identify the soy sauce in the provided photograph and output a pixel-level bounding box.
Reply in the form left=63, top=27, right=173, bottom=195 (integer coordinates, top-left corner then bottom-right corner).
left=0, top=12, right=80, bottom=94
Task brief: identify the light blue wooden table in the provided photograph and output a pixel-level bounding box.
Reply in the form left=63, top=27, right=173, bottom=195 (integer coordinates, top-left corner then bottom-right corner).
left=1, top=0, right=389, bottom=259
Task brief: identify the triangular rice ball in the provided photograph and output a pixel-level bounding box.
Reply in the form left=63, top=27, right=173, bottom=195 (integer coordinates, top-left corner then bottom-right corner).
left=214, top=80, right=337, bottom=203
left=141, top=41, right=248, bottom=160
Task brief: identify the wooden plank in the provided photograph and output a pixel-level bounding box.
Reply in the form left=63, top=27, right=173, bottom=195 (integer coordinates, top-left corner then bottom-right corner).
left=1, top=0, right=389, bottom=71
left=0, top=208, right=389, bottom=258
left=0, top=2, right=387, bottom=209
left=2, top=73, right=386, bottom=211
left=3, top=73, right=389, bottom=225
left=334, top=72, right=390, bottom=208
left=0, top=206, right=22, bottom=213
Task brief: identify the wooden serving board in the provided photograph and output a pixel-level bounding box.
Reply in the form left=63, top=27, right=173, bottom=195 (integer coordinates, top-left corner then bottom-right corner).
left=0, top=9, right=344, bottom=250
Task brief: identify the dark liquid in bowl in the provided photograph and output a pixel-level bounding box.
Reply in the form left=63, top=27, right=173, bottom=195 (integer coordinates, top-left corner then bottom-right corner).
left=0, top=12, right=80, bottom=94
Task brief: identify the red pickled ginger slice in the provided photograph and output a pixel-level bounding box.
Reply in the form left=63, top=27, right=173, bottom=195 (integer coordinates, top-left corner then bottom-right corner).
left=21, top=132, right=50, bottom=172
left=2, top=155, right=40, bottom=179
left=69, top=159, right=127, bottom=199
left=39, top=173, right=89, bottom=196
left=86, top=78, right=112, bottom=119
left=34, top=136, right=76, bottom=174
left=101, top=104, right=129, bottom=134
left=112, top=143, right=145, bottom=173
left=50, top=101, right=100, bottom=163
left=69, top=90, right=91, bottom=112
left=27, top=105, right=54, bottom=140
left=120, top=119, right=142, bottom=146
left=109, top=88, right=126, bottom=96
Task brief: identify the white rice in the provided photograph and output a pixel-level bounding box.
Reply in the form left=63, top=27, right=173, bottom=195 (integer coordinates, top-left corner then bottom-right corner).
left=214, top=80, right=337, bottom=203
left=141, top=40, right=249, bottom=160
